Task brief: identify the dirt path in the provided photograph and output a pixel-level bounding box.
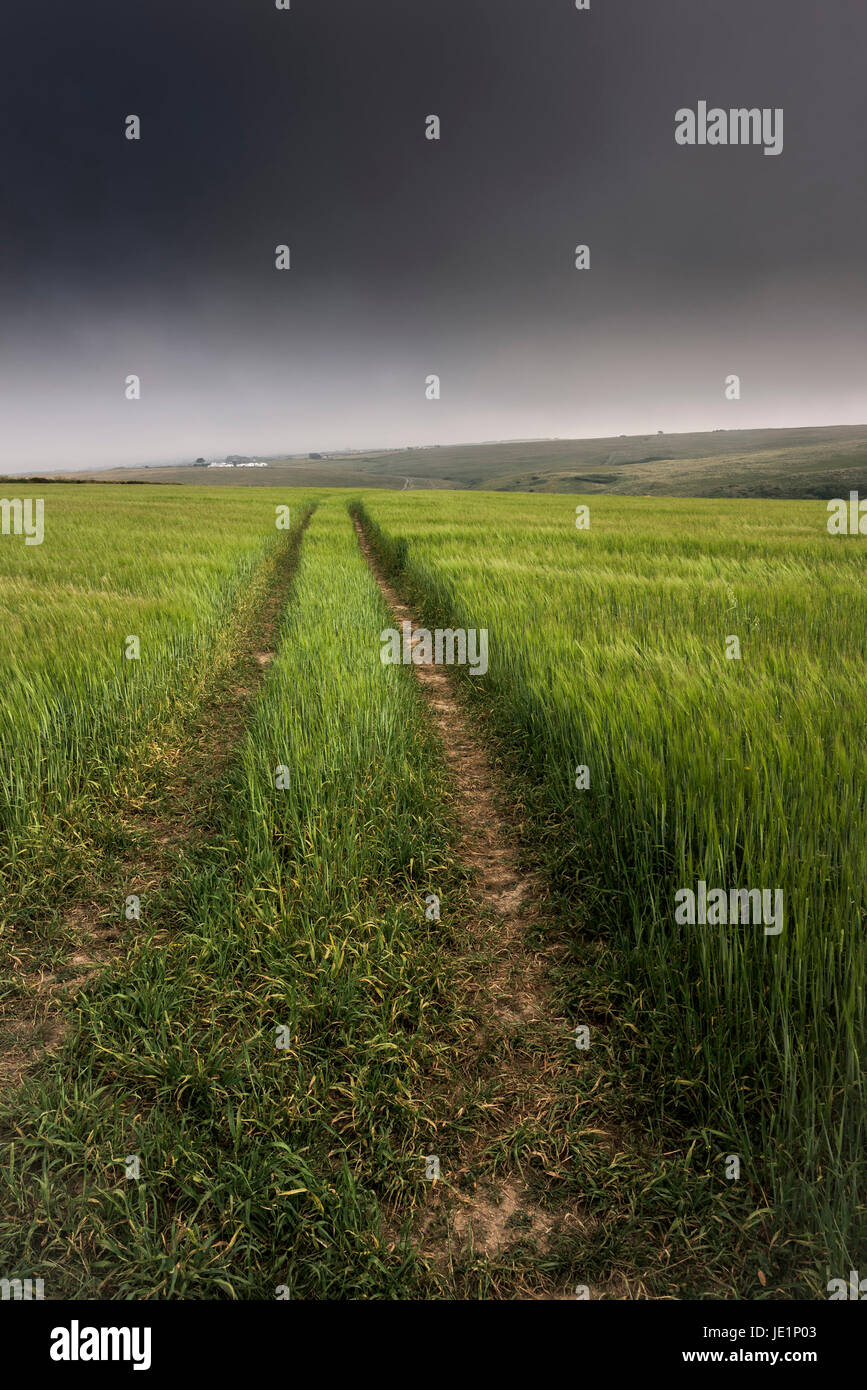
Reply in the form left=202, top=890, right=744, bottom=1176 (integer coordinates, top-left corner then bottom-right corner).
left=353, top=514, right=590, bottom=1291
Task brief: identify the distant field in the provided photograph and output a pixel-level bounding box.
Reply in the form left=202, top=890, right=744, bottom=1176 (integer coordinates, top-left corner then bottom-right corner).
left=20, top=421, right=867, bottom=499
left=1, top=482, right=863, bottom=1299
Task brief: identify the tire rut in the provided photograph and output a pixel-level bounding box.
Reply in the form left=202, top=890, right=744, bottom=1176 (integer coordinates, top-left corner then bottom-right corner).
left=0, top=509, right=314, bottom=1095
left=353, top=512, right=595, bottom=1292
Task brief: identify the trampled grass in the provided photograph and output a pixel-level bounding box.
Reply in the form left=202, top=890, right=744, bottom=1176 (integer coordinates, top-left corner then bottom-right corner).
left=356, top=489, right=867, bottom=1273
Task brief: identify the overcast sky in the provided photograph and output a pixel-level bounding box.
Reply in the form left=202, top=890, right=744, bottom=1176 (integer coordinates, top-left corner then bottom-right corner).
left=1, top=0, right=865, bottom=471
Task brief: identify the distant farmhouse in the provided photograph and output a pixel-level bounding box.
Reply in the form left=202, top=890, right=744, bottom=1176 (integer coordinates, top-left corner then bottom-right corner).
left=207, top=459, right=268, bottom=468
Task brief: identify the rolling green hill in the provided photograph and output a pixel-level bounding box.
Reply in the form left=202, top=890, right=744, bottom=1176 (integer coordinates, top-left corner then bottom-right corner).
left=11, top=422, right=867, bottom=499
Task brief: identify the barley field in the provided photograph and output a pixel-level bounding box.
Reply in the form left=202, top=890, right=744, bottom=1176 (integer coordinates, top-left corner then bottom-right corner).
left=0, top=483, right=863, bottom=1298
left=357, top=490, right=867, bottom=1268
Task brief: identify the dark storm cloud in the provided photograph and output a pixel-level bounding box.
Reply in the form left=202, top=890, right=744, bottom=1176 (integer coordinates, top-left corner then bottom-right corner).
left=1, top=0, right=866, bottom=470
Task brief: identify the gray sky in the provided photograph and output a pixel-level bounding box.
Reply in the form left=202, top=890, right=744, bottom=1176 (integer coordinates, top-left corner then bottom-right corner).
left=1, top=0, right=865, bottom=472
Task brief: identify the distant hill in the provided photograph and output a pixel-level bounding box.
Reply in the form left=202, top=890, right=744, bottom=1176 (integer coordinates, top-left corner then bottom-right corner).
left=11, top=423, right=867, bottom=499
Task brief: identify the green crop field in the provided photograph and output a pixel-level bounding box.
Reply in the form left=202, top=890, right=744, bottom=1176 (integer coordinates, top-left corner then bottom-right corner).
left=356, top=491, right=867, bottom=1279
left=0, top=488, right=311, bottom=932
left=0, top=482, right=863, bottom=1300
